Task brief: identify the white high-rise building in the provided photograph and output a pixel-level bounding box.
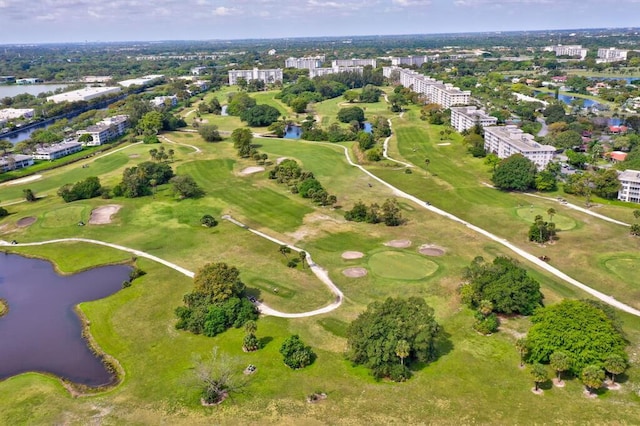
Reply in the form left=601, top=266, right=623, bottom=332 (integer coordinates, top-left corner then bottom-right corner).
left=331, top=59, right=376, bottom=68
left=309, top=66, right=363, bottom=78
left=382, top=66, right=471, bottom=109
left=391, top=55, right=439, bottom=67
left=617, top=170, right=640, bottom=203
left=284, top=56, right=325, bottom=69
left=228, top=68, right=283, bottom=85
left=483, top=125, right=555, bottom=169
left=543, top=45, right=588, bottom=60
left=450, top=106, right=498, bottom=133
left=597, top=48, right=628, bottom=63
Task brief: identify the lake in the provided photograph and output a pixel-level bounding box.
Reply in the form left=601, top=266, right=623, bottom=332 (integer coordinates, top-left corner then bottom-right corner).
left=0, top=252, right=131, bottom=387
left=532, top=90, right=600, bottom=108
left=0, top=84, right=70, bottom=98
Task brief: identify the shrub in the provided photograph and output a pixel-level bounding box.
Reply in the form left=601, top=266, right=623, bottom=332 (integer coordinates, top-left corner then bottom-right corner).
left=280, top=335, right=316, bottom=369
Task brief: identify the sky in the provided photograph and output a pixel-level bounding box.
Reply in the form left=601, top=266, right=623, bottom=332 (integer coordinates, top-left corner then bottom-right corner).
left=0, top=0, right=639, bottom=44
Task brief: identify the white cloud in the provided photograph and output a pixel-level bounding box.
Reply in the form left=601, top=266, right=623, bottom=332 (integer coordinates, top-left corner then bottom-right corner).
left=212, top=6, right=238, bottom=16
left=392, top=0, right=431, bottom=6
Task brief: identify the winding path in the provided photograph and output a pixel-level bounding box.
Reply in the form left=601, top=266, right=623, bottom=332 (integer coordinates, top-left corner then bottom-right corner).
left=159, top=135, right=201, bottom=153
left=382, top=117, right=413, bottom=168
left=523, top=193, right=630, bottom=227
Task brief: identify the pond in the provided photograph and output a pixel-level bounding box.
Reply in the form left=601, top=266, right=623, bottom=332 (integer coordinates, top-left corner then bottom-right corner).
left=532, top=90, right=600, bottom=108
left=284, top=124, right=302, bottom=139
left=0, top=252, right=131, bottom=387
left=363, top=122, right=373, bottom=134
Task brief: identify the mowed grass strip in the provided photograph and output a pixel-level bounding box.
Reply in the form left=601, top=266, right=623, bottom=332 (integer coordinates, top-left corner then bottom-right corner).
left=368, top=251, right=439, bottom=280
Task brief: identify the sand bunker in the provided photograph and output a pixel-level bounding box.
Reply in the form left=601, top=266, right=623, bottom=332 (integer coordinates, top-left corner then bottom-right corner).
left=16, top=217, right=36, bottom=227
left=384, top=239, right=412, bottom=248
left=239, top=166, right=265, bottom=176
left=276, top=157, right=288, bottom=165
left=342, top=251, right=364, bottom=260
left=129, top=154, right=140, bottom=158
left=342, top=267, right=368, bottom=278
left=418, top=244, right=446, bottom=256
left=89, top=205, right=122, bottom=225
left=437, top=142, right=451, bottom=146
left=7, top=174, right=42, bottom=185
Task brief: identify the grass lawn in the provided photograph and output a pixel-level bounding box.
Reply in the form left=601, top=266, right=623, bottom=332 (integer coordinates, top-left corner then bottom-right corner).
left=515, top=207, right=577, bottom=231
left=1, top=88, right=640, bottom=424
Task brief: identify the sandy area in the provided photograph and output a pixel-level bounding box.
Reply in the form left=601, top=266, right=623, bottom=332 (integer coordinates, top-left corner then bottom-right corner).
left=384, top=239, right=412, bottom=248
left=418, top=244, right=446, bottom=256
left=276, top=157, right=288, bottom=165
left=89, top=205, right=122, bottom=225
left=437, top=143, right=451, bottom=146
left=16, top=217, right=36, bottom=227
left=342, top=267, right=368, bottom=278
left=7, top=174, right=42, bottom=185
left=129, top=154, right=140, bottom=158
left=239, top=166, right=265, bottom=176
left=342, top=251, right=364, bottom=260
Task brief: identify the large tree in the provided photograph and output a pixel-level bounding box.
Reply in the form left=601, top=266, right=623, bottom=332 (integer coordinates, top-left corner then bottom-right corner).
left=240, top=104, right=280, bottom=127
left=170, top=175, right=204, bottom=199
left=347, top=297, right=440, bottom=381
left=193, top=262, right=246, bottom=303
left=231, top=128, right=253, bottom=158
left=337, top=106, right=365, bottom=124
left=198, top=124, right=222, bottom=142
left=491, top=154, right=537, bottom=191
left=136, top=111, right=164, bottom=135
left=280, top=335, right=315, bottom=369
left=525, top=300, right=627, bottom=374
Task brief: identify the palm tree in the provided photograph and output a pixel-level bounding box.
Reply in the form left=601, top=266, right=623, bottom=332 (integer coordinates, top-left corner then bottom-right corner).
left=515, top=338, right=528, bottom=368
left=603, top=354, right=627, bottom=386
left=547, top=208, right=556, bottom=222
left=168, top=148, right=175, bottom=162
left=633, top=210, right=640, bottom=220
left=424, top=158, right=430, bottom=169
left=549, top=351, right=571, bottom=383
left=581, top=365, right=605, bottom=395
left=244, top=320, right=257, bottom=335
left=299, top=251, right=307, bottom=269
left=479, top=299, right=493, bottom=317
left=279, top=245, right=291, bottom=258
left=530, top=363, right=547, bottom=392
left=395, top=339, right=410, bottom=366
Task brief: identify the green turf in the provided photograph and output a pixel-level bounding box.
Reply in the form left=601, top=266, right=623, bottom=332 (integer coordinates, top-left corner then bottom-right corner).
left=515, top=207, right=577, bottom=231
left=368, top=250, right=439, bottom=280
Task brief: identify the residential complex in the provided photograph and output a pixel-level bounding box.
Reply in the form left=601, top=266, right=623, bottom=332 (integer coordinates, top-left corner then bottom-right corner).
left=383, top=66, right=471, bottom=109
left=76, top=115, right=128, bottom=146
left=543, top=44, right=588, bottom=60
left=391, top=55, right=438, bottom=67
left=331, top=59, right=377, bottom=68
left=32, top=141, right=83, bottom=160
left=151, top=95, right=178, bottom=108
left=483, top=125, right=555, bottom=169
left=450, top=106, right=498, bottom=132
left=597, top=48, right=629, bottom=63
left=46, top=87, right=122, bottom=103
left=309, top=66, right=363, bottom=78
left=228, top=68, right=283, bottom=85
left=0, top=108, right=35, bottom=122
left=617, top=170, right=640, bottom=203
left=118, top=74, right=164, bottom=88
left=0, top=154, right=34, bottom=172
left=285, top=56, right=325, bottom=69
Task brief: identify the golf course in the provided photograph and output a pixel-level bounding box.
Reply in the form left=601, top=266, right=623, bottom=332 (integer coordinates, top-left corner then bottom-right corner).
left=1, top=88, right=639, bottom=424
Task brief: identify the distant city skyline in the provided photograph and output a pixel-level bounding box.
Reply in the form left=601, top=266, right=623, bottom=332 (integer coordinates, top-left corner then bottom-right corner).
left=1, top=0, right=639, bottom=44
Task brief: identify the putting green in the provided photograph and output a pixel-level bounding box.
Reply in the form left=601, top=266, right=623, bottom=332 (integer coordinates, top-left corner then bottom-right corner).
left=603, top=257, right=639, bottom=283
left=368, top=251, right=438, bottom=280
left=516, top=207, right=576, bottom=231
left=41, top=205, right=88, bottom=228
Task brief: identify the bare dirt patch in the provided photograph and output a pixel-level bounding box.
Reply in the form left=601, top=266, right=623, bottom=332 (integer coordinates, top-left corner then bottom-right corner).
left=437, top=142, right=451, bottom=146
left=342, top=267, right=368, bottom=278
left=89, top=205, right=122, bottom=225
left=276, top=157, right=288, bottom=165
left=384, top=239, right=412, bottom=248
left=239, top=166, right=265, bottom=176
left=552, top=378, right=566, bottom=388
left=419, top=244, right=446, bottom=256
left=342, top=251, right=364, bottom=260
left=7, top=174, right=42, bottom=185
left=129, top=154, right=140, bottom=158
left=16, top=216, right=36, bottom=227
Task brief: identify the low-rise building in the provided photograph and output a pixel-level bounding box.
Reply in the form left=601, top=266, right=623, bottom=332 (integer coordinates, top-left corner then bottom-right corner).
left=617, top=169, right=640, bottom=203
left=150, top=95, right=178, bottom=108
left=118, top=74, right=164, bottom=88
left=0, top=108, right=35, bottom=121
left=0, top=76, right=16, bottom=84
left=76, top=115, right=128, bottom=146
left=450, top=106, right=498, bottom=133
left=483, top=125, right=555, bottom=169
left=332, top=59, right=376, bottom=68
left=190, top=66, right=208, bottom=75
left=46, top=87, right=122, bottom=103
left=228, top=68, right=283, bottom=85
left=0, top=154, right=34, bottom=172
left=32, top=141, right=83, bottom=160
left=16, top=78, right=43, bottom=84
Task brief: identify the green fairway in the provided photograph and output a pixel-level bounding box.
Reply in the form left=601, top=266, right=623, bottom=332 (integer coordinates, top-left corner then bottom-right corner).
left=40, top=204, right=90, bottom=228
left=368, top=250, right=439, bottom=280
left=515, top=207, right=577, bottom=231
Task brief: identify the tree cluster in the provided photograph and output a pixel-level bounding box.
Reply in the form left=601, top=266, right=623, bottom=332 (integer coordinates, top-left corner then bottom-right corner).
left=344, top=198, right=404, bottom=226
left=268, top=159, right=337, bottom=206
left=58, top=176, right=103, bottom=202
left=113, top=161, right=174, bottom=198
left=528, top=214, right=557, bottom=244
left=347, top=297, right=441, bottom=381
left=198, top=124, right=223, bottom=142
left=175, top=262, right=258, bottom=337
left=460, top=256, right=543, bottom=316
left=280, top=335, right=316, bottom=369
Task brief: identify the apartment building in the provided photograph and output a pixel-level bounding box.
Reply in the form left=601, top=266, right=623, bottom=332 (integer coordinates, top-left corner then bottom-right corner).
left=450, top=106, right=498, bottom=133
left=331, top=59, right=377, bottom=68
left=227, top=68, right=283, bottom=85
left=543, top=45, right=588, bottom=60
left=284, top=56, right=325, bottom=69
left=617, top=169, right=640, bottom=203
left=0, top=154, right=34, bottom=172
left=483, top=125, right=555, bottom=169
left=76, top=115, right=128, bottom=146
left=309, top=66, right=363, bottom=78
left=391, top=55, right=438, bottom=67
left=118, top=74, right=164, bottom=88
left=382, top=66, right=471, bottom=109
left=597, top=48, right=628, bottom=63
left=46, top=87, right=122, bottom=103
left=32, top=141, right=83, bottom=160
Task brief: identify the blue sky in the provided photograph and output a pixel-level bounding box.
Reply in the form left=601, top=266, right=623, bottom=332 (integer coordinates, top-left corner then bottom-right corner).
left=0, top=0, right=639, bottom=44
